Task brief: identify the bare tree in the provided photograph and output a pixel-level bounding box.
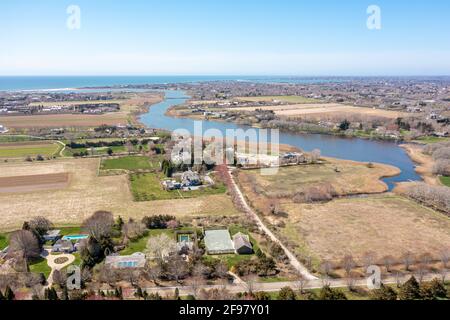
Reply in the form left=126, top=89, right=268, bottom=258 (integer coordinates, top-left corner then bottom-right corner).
left=439, top=248, right=449, bottom=269
left=214, top=262, right=229, bottom=279
left=294, top=272, right=308, bottom=294
left=320, top=260, right=334, bottom=277
left=146, top=264, right=162, bottom=286
left=28, top=216, right=53, bottom=237
left=82, top=211, right=114, bottom=241
left=310, top=149, right=321, bottom=163
left=122, top=220, right=146, bottom=242
left=9, top=230, right=41, bottom=266
left=415, top=264, right=427, bottom=284
left=362, top=251, right=377, bottom=271
left=97, top=265, right=117, bottom=287
left=341, top=254, right=356, bottom=277
left=419, top=253, right=433, bottom=268
left=167, top=255, right=188, bottom=284
left=145, top=234, right=177, bottom=265
left=382, top=255, right=396, bottom=273
left=346, top=273, right=357, bottom=291
left=245, top=274, right=258, bottom=294
left=401, top=251, right=415, bottom=272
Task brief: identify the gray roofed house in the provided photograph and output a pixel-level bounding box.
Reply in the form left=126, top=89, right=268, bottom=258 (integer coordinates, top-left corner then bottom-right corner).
left=181, top=170, right=201, bottom=187
left=233, top=232, right=253, bottom=255
left=105, top=252, right=146, bottom=269
left=52, top=239, right=74, bottom=253
left=204, top=230, right=235, bottom=255
left=43, top=229, right=61, bottom=242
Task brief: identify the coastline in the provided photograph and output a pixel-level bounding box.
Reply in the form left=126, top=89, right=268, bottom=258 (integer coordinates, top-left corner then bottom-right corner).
left=400, top=143, right=441, bottom=186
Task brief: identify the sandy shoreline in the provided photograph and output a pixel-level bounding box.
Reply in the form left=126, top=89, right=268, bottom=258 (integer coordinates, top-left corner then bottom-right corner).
left=400, top=143, right=441, bottom=186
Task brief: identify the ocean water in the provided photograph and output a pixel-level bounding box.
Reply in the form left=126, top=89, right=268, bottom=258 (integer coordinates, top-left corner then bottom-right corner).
left=0, top=75, right=341, bottom=91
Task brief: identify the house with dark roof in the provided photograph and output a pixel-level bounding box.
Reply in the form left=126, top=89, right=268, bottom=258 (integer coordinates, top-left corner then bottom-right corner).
left=232, top=232, right=253, bottom=255
left=52, top=239, right=74, bottom=253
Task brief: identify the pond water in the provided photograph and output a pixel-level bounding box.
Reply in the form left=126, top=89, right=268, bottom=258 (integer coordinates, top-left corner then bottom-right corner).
left=139, top=90, right=421, bottom=190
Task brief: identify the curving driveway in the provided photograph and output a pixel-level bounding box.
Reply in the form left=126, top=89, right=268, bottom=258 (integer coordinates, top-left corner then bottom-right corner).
left=42, top=250, right=76, bottom=287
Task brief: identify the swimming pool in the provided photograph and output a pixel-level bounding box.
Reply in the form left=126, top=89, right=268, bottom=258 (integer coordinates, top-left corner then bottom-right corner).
left=62, top=234, right=89, bottom=241
left=178, top=234, right=190, bottom=242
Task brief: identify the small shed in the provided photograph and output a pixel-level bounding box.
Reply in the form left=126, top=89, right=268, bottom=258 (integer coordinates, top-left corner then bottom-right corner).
left=233, top=232, right=253, bottom=255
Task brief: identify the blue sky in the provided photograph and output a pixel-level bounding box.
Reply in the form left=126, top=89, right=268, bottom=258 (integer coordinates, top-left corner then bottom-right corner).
left=1, top=0, right=449, bottom=76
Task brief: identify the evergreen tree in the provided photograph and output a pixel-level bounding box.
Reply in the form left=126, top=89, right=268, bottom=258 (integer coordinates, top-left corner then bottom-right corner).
left=134, top=286, right=143, bottom=300
left=420, top=279, right=447, bottom=300
left=4, top=286, right=15, bottom=300
left=174, top=288, right=180, bottom=300
left=0, top=289, right=5, bottom=300
left=370, top=284, right=398, bottom=300
left=277, top=287, right=297, bottom=300
left=318, top=286, right=347, bottom=300
left=398, top=276, right=421, bottom=300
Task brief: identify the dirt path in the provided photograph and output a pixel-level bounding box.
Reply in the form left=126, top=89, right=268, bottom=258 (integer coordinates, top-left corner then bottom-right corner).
left=400, top=144, right=441, bottom=186
left=226, top=166, right=317, bottom=280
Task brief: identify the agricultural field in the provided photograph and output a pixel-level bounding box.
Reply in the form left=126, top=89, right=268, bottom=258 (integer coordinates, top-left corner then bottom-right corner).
left=0, top=172, right=69, bottom=193
left=277, top=195, right=450, bottom=265
left=0, top=158, right=239, bottom=232
left=236, top=95, right=320, bottom=104
left=0, top=141, right=62, bottom=158
left=229, top=103, right=408, bottom=119
left=130, top=172, right=226, bottom=201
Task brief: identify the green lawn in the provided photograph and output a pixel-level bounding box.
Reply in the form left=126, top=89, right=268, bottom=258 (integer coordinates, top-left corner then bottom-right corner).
left=120, top=228, right=197, bottom=256
left=440, top=176, right=450, bottom=187
left=0, top=142, right=61, bottom=158
left=130, top=172, right=226, bottom=201
left=0, top=233, right=8, bottom=250
left=58, top=226, right=83, bottom=236
left=101, top=156, right=153, bottom=171
left=29, top=257, right=52, bottom=278
left=64, top=145, right=126, bottom=157
left=414, top=136, right=450, bottom=144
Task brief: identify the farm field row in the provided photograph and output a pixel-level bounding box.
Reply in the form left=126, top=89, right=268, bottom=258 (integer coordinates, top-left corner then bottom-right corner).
left=0, top=158, right=239, bottom=232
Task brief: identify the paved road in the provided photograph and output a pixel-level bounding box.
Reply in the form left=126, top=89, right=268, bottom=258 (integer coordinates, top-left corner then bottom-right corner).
left=138, top=271, right=448, bottom=297
left=226, top=167, right=317, bottom=280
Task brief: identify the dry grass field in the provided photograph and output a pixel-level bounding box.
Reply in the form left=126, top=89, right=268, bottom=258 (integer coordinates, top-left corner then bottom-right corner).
left=0, top=158, right=239, bottom=232
left=229, top=103, right=407, bottom=119
left=235, top=96, right=320, bottom=104
left=279, top=195, right=450, bottom=264
left=0, top=113, right=130, bottom=129
left=237, top=158, right=400, bottom=198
